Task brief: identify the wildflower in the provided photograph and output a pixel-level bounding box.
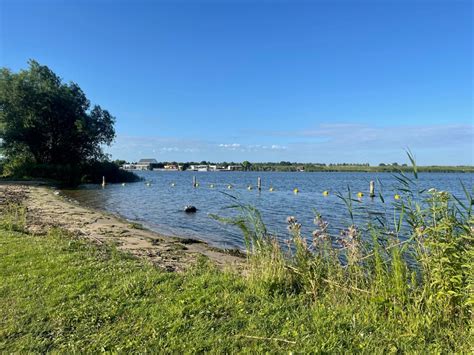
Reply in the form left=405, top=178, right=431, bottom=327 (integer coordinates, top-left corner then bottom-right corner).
left=338, top=225, right=359, bottom=249
left=313, top=214, right=329, bottom=231
left=287, top=222, right=301, bottom=232
left=286, top=216, right=301, bottom=233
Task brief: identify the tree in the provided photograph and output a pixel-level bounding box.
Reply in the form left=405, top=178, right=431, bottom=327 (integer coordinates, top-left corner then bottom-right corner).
left=242, top=160, right=252, bottom=171
left=114, top=159, right=127, bottom=167
left=0, top=60, right=115, bottom=169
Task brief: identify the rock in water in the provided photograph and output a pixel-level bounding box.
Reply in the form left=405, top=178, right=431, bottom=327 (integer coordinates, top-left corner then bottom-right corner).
left=184, top=205, right=197, bottom=213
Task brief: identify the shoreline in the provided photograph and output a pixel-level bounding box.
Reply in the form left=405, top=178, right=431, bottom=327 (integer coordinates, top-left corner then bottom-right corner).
left=0, top=182, right=244, bottom=272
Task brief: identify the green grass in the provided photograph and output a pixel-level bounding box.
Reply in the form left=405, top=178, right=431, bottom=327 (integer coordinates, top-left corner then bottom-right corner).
left=1, top=154, right=472, bottom=352
left=0, top=227, right=471, bottom=353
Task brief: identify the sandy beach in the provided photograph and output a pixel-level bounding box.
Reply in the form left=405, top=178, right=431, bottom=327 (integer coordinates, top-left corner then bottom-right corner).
left=0, top=182, right=244, bottom=272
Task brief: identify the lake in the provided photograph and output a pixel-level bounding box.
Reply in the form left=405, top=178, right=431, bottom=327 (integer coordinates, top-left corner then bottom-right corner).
left=62, top=171, right=473, bottom=250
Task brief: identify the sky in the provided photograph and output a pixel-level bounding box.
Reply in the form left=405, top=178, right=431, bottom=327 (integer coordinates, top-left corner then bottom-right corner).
left=1, top=0, right=472, bottom=165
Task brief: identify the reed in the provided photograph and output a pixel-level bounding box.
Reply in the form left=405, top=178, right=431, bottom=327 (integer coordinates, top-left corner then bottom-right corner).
left=214, top=152, right=473, bottom=347
left=0, top=203, right=26, bottom=232
left=1, top=153, right=471, bottom=352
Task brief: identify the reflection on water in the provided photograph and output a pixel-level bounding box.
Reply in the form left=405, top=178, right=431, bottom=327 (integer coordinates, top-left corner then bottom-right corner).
left=62, top=171, right=473, bottom=250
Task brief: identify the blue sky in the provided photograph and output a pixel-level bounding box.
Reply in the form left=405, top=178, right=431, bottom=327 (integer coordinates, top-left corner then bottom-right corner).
left=1, top=0, right=472, bottom=164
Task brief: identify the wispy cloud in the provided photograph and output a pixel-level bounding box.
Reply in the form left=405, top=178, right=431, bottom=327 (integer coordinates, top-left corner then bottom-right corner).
left=106, top=123, right=473, bottom=165
left=218, top=143, right=288, bottom=152
left=219, top=143, right=241, bottom=150
left=286, top=123, right=473, bottom=149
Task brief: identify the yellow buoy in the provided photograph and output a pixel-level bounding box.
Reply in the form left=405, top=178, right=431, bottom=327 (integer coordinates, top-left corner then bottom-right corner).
left=293, top=188, right=299, bottom=194
left=357, top=192, right=363, bottom=198
left=269, top=186, right=274, bottom=192
left=394, top=194, right=401, bottom=200
left=195, top=183, right=199, bottom=187
left=145, top=182, right=151, bottom=187
left=227, top=184, right=233, bottom=189
left=209, top=184, right=214, bottom=188
left=323, top=190, right=329, bottom=196
left=247, top=185, right=253, bottom=190
left=121, top=183, right=126, bottom=186
left=171, top=182, right=176, bottom=187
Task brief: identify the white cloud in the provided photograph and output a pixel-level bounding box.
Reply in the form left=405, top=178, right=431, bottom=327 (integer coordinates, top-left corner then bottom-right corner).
left=219, top=143, right=241, bottom=150
left=105, top=123, right=474, bottom=165
left=271, top=144, right=287, bottom=150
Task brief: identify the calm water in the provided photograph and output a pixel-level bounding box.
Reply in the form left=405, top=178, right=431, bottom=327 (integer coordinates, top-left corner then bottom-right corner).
left=62, top=171, right=473, bottom=250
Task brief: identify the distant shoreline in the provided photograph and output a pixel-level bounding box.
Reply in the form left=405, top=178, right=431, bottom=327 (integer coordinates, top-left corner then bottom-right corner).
left=124, top=167, right=474, bottom=173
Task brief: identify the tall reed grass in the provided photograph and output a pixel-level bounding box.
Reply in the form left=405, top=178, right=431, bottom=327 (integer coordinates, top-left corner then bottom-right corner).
left=0, top=203, right=26, bottom=232
left=213, top=152, right=473, bottom=337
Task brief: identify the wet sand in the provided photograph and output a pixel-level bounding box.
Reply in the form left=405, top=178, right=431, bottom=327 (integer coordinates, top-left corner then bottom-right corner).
left=0, top=182, right=244, bottom=272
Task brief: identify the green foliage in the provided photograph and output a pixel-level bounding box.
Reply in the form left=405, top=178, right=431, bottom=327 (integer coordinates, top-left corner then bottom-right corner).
left=113, top=159, right=127, bottom=167
left=0, top=60, right=115, bottom=166
left=0, top=60, right=137, bottom=185
left=1, top=222, right=471, bottom=352
left=81, top=161, right=140, bottom=184
left=0, top=152, right=471, bottom=352
left=0, top=203, right=26, bottom=232
left=213, top=152, right=472, bottom=350
left=241, top=160, right=252, bottom=171
left=1, top=147, right=36, bottom=178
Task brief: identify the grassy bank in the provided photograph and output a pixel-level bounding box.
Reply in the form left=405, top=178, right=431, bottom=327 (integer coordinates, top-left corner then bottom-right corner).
left=0, top=227, right=471, bottom=352
left=1, top=156, right=472, bottom=352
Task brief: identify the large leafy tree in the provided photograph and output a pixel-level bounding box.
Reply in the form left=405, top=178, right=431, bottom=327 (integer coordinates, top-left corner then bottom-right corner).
left=0, top=60, right=115, bottom=167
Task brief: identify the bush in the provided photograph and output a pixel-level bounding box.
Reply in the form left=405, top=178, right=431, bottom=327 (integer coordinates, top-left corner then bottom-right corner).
left=80, top=161, right=141, bottom=184
left=2, top=149, right=36, bottom=178
left=1, top=158, right=140, bottom=186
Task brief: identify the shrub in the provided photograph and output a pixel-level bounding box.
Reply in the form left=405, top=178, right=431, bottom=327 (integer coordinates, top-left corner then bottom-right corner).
left=80, top=161, right=141, bottom=184
left=1, top=158, right=140, bottom=186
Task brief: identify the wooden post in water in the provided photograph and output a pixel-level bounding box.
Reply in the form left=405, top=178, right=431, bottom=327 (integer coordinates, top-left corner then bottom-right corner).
left=257, top=177, right=261, bottom=191
left=101, top=176, right=106, bottom=188
left=193, top=176, right=197, bottom=187
left=369, top=180, right=375, bottom=198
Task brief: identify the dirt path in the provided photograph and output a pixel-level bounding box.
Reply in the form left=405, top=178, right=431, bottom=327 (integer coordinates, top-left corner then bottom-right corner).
left=0, top=183, right=245, bottom=272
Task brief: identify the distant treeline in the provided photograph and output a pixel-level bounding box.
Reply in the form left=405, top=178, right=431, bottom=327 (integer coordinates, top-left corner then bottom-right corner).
left=115, top=160, right=474, bottom=173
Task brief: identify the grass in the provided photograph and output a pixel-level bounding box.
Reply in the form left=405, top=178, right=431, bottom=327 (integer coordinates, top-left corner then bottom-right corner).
left=0, top=228, right=471, bottom=352
left=0, top=153, right=472, bottom=352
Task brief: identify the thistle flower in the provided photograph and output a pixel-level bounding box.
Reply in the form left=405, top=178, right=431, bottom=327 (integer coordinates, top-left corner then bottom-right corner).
left=338, top=225, right=359, bottom=249
left=286, top=216, right=301, bottom=233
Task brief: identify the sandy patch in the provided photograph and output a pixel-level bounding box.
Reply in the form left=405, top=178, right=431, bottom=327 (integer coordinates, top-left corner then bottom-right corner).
left=0, top=183, right=245, bottom=272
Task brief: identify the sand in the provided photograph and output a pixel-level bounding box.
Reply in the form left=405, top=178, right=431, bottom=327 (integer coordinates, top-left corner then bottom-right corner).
left=0, top=182, right=245, bottom=272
